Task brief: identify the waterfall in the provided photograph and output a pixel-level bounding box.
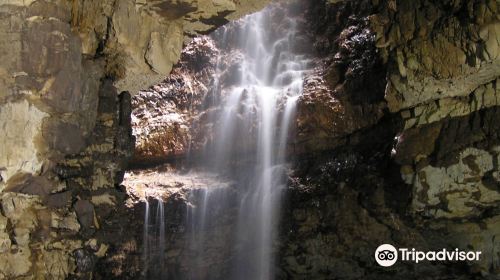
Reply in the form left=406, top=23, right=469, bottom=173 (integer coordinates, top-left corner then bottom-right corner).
left=186, top=188, right=212, bottom=280
left=186, top=187, right=233, bottom=279
left=140, top=3, right=309, bottom=280
left=142, top=198, right=166, bottom=279
left=207, top=5, right=308, bottom=280
left=155, top=199, right=166, bottom=279
left=142, top=200, right=149, bottom=277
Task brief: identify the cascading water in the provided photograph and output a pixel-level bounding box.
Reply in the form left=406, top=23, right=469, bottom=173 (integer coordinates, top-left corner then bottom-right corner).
left=140, top=3, right=310, bottom=280
left=200, top=4, right=309, bottom=280
left=186, top=186, right=234, bottom=279
left=143, top=198, right=166, bottom=279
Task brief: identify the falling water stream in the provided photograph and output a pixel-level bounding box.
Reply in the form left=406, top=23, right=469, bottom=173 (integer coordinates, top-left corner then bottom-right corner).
left=142, top=3, right=309, bottom=280
left=226, top=9, right=307, bottom=280
left=143, top=199, right=166, bottom=278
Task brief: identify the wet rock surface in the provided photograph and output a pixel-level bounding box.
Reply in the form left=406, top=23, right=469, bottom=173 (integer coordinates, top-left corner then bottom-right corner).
left=118, top=167, right=239, bottom=280
left=131, top=37, right=218, bottom=166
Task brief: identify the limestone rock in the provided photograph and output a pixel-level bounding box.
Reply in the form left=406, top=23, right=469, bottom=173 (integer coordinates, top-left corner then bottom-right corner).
left=51, top=211, right=81, bottom=232
left=91, top=193, right=117, bottom=207
left=70, top=0, right=271, bottom=94
left=0, top=248, right=32, bottom=278
left=0, top=100, right=47, bottom=188
left=403, top=147, right=500, bottom=218
left=401, top=79, right=500, bottom=129
left=0, top=214, right=10, bottom=253
left=371, top=1, right=500, bottom=113
left=36, top=249, right=76, bottom=280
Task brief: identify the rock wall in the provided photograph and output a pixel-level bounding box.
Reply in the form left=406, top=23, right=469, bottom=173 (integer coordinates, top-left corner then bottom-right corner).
left=378, top=1, right=500, bottom=274
left=373, top=0, right=500, bottom=221
left=280, top=0, right=500, bottom=278
left=0, top=0, right=268, bottom=279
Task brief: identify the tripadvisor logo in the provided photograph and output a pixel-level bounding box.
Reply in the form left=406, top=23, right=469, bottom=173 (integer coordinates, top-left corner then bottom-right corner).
left=375, top=244, right=398, bottom=267
left=374, top=244, right=482, bottom=267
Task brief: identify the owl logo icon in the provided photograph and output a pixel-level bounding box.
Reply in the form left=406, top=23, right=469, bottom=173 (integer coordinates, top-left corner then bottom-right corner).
left=375, top=244, right=398, bottom=267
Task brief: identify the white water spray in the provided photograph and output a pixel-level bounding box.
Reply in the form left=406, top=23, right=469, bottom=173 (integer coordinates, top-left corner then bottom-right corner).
left=208, top=5, right=309, bottom=280
left=142, top=198, right=166, bottom=279
left=142, top=3, right=309, bottom=279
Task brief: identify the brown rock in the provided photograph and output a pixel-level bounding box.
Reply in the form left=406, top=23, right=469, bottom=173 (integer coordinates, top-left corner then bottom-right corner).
left=393, top=122, right=442, bottom=165
left=42, top=120, right=86, bottom=155
left=74, top=200, right=95, bottom=229
left=45, top=191, right=73, bottom=209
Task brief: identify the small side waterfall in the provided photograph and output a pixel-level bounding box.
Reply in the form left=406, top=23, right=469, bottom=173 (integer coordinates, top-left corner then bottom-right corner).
left=156, top=200, right=166, bottom=279
left=142, top=199, right=166, bottom=279
left=142, top=199, right=149, bottom=275
left=186, top=187, right=234, bottom=279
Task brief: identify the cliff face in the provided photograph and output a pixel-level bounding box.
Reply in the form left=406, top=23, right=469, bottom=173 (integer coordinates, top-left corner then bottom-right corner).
left=283, top=0, right=500, bottom=277
left=376, top=0, right=500, bottom=221
left=0, top=0, right=268, bottom=279
left=280, top=0, right=500, bottom=277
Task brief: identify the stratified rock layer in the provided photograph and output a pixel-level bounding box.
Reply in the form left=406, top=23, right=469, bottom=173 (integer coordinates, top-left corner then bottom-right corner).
left=0, top=0, right=269, bottom=278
